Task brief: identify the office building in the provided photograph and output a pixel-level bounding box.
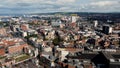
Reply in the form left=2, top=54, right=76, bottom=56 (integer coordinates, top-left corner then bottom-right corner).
left=103, top=25, right=113, bottom=34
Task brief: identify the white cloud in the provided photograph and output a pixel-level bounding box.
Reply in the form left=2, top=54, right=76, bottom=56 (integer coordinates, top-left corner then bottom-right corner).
left=0, top=0, right=120, bottom=13
left=60, top=7, right=70, bottom=10
left=4, top=0, right=43, bottom=3
left=90, top=1, right=119, bottom=7
left=3, top=0, right=76, bottom=5
left=54, top=0, right=77, bottom=5
left=57, top=0, right=76, bottom=3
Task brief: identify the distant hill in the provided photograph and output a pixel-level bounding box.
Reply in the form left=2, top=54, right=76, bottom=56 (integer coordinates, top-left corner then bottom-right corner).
left=31, top=12, right=120, bottom=16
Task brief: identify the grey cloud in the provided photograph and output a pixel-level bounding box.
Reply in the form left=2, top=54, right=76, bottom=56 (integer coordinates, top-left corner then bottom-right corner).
left=16, top=3, right=32, bottom=7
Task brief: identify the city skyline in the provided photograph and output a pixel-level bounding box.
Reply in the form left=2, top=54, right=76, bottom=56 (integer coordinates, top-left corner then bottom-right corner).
left=0, top=1, right=120, bottom=67
left=0, top=0, right=120, bottom=14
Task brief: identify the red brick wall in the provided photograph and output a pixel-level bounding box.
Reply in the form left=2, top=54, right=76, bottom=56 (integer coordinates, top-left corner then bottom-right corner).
left=0, top=48, right=5, bottom=55
left=8, top=44, right=28, bottom=54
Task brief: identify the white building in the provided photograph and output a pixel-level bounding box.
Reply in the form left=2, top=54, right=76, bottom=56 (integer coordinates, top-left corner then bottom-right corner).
left=21, top=31, right=27, bottom=37
left=51, top=20, right=62, bottom=26
left=11, top=25, right=20, bottom=32
left=71, top=16, right=77, bottom=23
left=94, top=20, right=98, bottom=27
left=34, top=48, right=39, bottom=57
left=60, top=51, right=69, bottom=61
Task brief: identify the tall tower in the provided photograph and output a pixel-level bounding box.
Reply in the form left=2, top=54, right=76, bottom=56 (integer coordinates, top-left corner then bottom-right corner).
left=71, top=14, right=78, bottom=23
left=71, top=16, right=77, bottom=23
left=103, top=25, right=113, bottom=34
left=94, top=20, right=98, bottom=27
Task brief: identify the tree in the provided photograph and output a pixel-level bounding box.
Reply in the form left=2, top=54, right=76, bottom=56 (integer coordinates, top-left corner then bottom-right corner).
left=52, top=37, right=60, bottom=45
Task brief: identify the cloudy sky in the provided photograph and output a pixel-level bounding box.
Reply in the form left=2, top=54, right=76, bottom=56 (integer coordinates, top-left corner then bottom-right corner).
left=0, top=0, right=120, bottom=14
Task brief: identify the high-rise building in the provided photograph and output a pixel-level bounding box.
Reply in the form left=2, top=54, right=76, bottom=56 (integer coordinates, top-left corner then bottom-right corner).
left=94, top=20, right=98, bottom=27
left=71, top=16, right=77, bottom=23
left=103, top=25, right=113, bottom=34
